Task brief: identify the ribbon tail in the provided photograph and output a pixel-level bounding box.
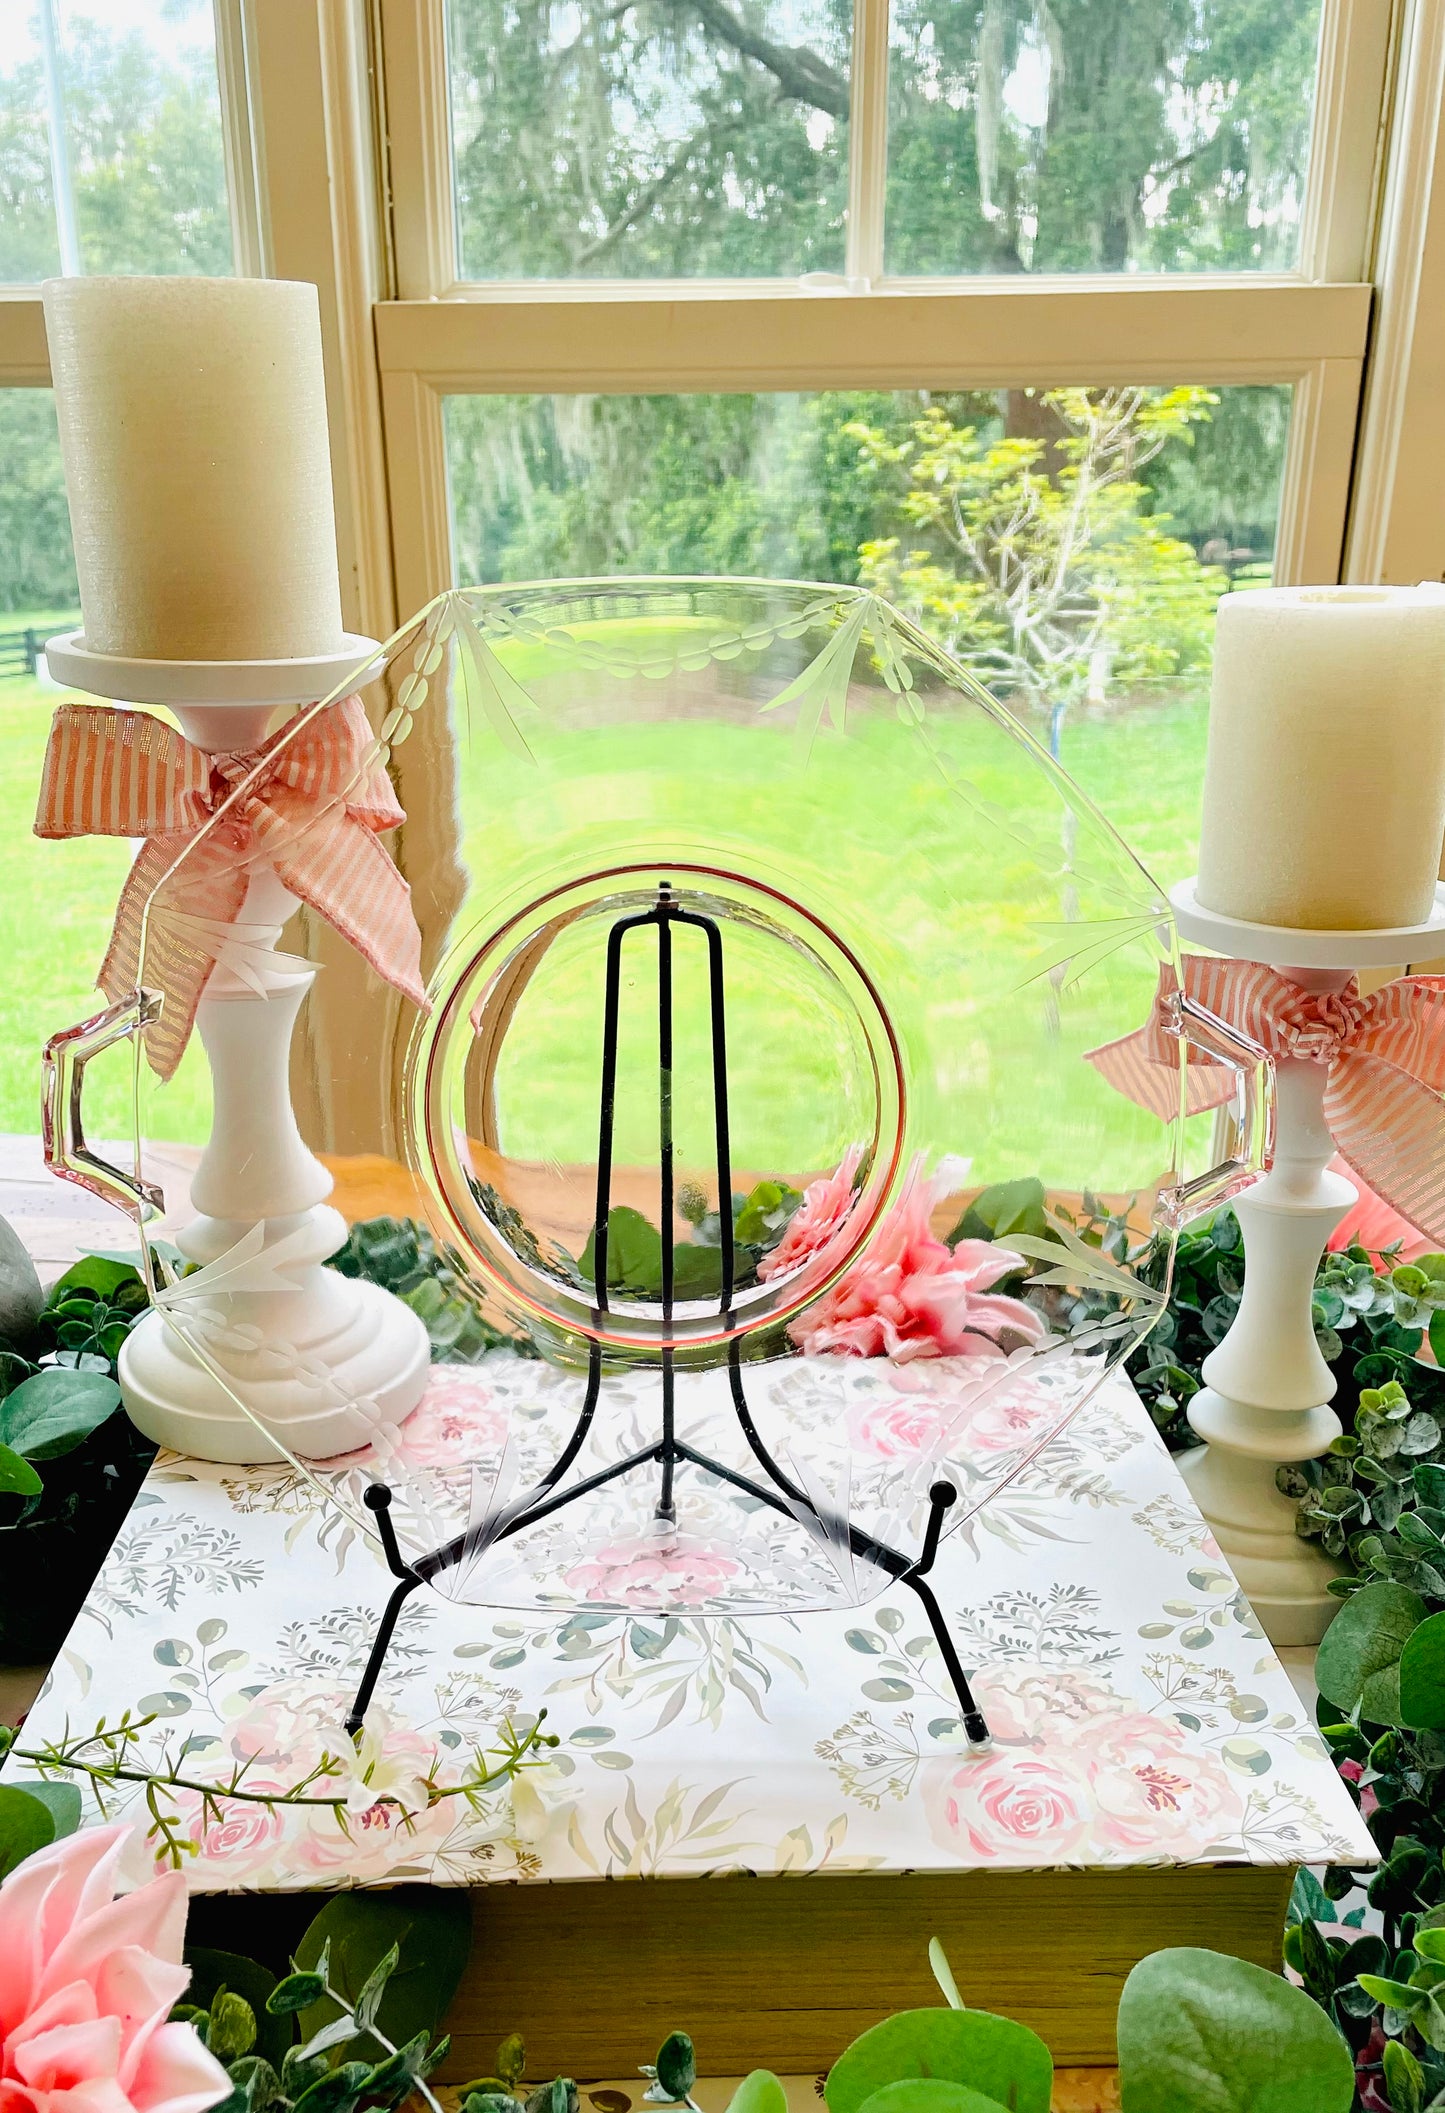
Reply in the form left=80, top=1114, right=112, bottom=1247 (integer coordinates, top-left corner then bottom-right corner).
left=1326, top=1053, right=1445, bottom=1251
left=272, top=812, right=427, bottom=1010
left=104, top=834, right=249, bottom=1081
left=1085, top=1024, right=1239, bottom=1122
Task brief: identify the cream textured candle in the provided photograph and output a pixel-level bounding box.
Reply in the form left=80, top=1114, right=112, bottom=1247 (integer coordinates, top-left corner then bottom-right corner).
left=42, top=276, right=343, bottom=661
left=1195, top=584, right=1445, bottom=930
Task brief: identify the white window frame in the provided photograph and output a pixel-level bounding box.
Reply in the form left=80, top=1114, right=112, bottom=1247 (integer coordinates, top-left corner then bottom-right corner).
left=374, top=0, right=1393, bottom=616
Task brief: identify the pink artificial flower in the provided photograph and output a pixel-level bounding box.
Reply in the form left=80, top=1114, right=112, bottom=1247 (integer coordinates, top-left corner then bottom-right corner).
left=563, top=1533, right=741, bottom=1611
left=791, top=1160, right=1048, bottom=1363
left=0, top=1822, right=229, bottom=2113
left=758, top=1146, right=865, bottom=1283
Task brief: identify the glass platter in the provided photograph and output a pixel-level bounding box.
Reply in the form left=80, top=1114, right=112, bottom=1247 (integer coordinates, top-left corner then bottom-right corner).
left=44, top=580, right=1264, bottom=1734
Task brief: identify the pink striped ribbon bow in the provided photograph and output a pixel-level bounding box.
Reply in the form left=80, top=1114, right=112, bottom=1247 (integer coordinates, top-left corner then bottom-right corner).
left=35, top=696, right=427, bottom=1079
left=1087, top=953, right=1445, bottom=1245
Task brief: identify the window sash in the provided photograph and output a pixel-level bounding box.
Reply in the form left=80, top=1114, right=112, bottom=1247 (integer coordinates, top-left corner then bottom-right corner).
left=382, top=0, right=1394, bottom=298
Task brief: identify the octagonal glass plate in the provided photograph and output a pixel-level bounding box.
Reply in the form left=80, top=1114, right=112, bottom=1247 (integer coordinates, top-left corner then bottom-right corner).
left=58, top=579, right=1265, bottom=1622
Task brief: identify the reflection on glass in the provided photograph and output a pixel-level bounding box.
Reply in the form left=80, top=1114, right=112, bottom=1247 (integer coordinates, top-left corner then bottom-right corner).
left=447, top=0, right=850, bottom=279
left=886, top=0, right=1326, bottom=274
left=0, top=1, right=232, bottom=282
left=445, top=382, right=1289, bottom=884
left=0, top=388, right=209, bottom=1136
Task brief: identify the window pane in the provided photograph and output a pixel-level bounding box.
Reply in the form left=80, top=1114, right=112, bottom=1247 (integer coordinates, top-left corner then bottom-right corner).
left=445, top=382, right=1291, bottom=881
left=0, top=389, right=209, bottom=1137
left=886, top=0, right=1326, bottom=274
left=448, top=0, right=850, bottom=280
left=0, top=1, right=232, bottom=282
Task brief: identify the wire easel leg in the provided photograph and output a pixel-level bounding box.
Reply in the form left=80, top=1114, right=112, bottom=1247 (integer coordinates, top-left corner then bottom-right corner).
left=346, top=1485, right=422, bottom=1735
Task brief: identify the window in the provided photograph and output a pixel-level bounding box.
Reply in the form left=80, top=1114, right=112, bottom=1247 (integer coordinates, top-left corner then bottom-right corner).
left=0, top=1, right=234, bottom=281
left=885, top=0, right=1329, bottom=275
left=1, top=0, right=1440, bottom=1151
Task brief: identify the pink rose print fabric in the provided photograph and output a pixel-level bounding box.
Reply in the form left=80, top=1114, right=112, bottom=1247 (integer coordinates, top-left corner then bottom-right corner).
left=923, top=1665, right=1244, bottom=1865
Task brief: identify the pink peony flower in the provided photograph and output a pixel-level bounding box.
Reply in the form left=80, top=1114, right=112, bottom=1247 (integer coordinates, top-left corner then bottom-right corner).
left=563, top=1532, right=742, bottom=1610
left=391, top=1370, right=508, bottom=1469
left=1070, top=1713, right=1242, bottom=1854
left=791, top=1160, right=1048, bottom=1363
left=758, top=1146, right=865, bottom=1283
left=0, top=1822, right=229, bottom=2113
left=848, top=1392, right=958, bottom=1460
left=959, top=1382, right=1062, bottom=1456
left=971, top=1665, right=1129, bottom=1745
left=924, top=1746, right=1095, bottom=1861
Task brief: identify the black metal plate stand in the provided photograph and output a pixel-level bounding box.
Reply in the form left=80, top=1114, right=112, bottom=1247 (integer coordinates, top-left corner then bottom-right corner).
left=345, top=885, right=990, bottom=1748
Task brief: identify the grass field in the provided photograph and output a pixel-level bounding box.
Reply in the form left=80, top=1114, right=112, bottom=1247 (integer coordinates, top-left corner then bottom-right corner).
left=0, top=624, right=1210, bottom=1195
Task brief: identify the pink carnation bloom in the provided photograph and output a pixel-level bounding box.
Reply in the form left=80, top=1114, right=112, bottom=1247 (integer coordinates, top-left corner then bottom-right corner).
left=758, top=1146, right=865, bottom=1283
left=791, top=1161, right=1047, bottom=1363
left=563, top=1533, right=741, bottom=1610
left=0, top=1821, right=229, bottom=2113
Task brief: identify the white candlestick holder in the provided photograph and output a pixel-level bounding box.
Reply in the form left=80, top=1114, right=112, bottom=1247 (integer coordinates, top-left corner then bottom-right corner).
left=43, top=630, right=431, bottom=1465
left=1168, top=875, right=1445, bottom=1644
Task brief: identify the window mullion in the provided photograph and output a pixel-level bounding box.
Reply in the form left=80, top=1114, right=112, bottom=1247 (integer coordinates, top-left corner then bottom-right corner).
left=212, top=0, right=268, bottom=276
left=845, top=0, right=889, bottom=286
left=379, top=0, right=458, bottom=298
left=1297, top=0, right=1399, bottom=283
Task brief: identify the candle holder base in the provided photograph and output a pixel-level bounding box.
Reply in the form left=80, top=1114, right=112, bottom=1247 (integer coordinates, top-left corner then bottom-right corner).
left=1177, top=1414, right=1343, bottom=1646
left=119, top=1246, right=430, bottom=1466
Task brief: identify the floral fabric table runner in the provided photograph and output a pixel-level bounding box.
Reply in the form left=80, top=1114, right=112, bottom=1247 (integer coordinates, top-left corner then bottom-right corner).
left=20, top=1355, right=1373, bottom=1890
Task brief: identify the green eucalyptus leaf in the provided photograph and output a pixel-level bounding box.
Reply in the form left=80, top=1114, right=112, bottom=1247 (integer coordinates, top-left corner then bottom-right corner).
left=5, top=1780, right=80, bottom=1840
left=577, top=1207, right=663, bottom=1294
left=267, top=1970, right=326, bottom=2015
left=186, top=1950, right=289, bottom=2067
left=1315, top=1580, right=1428, bottom=1726
left=725, top=2074, right=791, bottom=2113
left=0, top=1443, right=41, bottom=1496
left=354, top=1941, right=400, bottom=2033
left=291, top=2060, right=373, bottom=2113
left=1356, top=1973, right=1425, bottom=2010
left=857, top=2090, right=1006, bottom=2113
left=1383, top=2039, right=1425, bottom=2113
left=0, top=1368, right=121, bottom=1459
left=826, top=2010, right=1051, bottom=2113
left=0, top=1782, right=55, bottom=1877
left=47, top=1256, right=141, bottom=1300
left=1399, top=1610, right=1445, bottom=1730
left=363, top=2032, right=429, bottom=2108
left=294, top=1888, right=470, bottom=2061
left=655, top=2032, right=697, bottom=2099
left=1118, top=1949, right=1354, bottom=2113
left=207, top=1989, right=258, bottom=2063
left=497, top=2034, right=527, bottom=2087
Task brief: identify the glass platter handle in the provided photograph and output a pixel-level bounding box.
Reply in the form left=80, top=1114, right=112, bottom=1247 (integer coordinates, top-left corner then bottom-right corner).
left=42, top=989, right=167, bottom=1220
left=1154, top=987, right=1274, bottom=1232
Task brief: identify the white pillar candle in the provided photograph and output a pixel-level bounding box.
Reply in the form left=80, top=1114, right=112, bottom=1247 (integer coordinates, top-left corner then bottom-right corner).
left=42, top=275, right=343, bottom=662
left=1195, top=583, right=1445, bottom=930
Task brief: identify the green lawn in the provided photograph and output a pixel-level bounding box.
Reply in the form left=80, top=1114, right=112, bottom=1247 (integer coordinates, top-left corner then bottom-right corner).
left=0, top=630, right=1209, bottom=1195
left=0, top=627, right=211, bottom=1142
left=448, top=661, right=1212, bottom=1194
